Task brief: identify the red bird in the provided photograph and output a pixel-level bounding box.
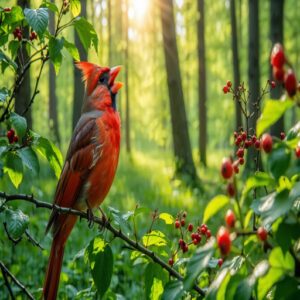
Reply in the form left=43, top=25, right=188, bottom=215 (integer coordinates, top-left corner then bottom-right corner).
left=43, top=62, right=122, bottom=300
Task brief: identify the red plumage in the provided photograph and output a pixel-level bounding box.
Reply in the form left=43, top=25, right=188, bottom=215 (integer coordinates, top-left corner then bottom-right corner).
left=42, top=62, right=122, bottom=300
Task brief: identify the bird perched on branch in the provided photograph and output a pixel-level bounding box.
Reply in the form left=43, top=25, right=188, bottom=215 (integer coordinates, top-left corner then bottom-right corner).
left=42, top=62, right=122, bottom=300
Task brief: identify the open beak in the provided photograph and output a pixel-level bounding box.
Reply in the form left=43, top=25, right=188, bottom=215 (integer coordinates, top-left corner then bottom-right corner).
left=109, top=66, right=123, bottom=94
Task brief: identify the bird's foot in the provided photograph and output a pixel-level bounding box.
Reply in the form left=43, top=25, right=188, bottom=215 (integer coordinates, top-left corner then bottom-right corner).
left=97, top=207, right=109, bottom=231
left=86, top=208, right=95, bottom=228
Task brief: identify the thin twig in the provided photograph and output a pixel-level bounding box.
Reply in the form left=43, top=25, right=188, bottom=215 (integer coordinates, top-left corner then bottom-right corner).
left=0, top=262, right=15, bottom=300
left=0, top=192, right=206, bottom=297
left=0, top=261, right=34, bottom=300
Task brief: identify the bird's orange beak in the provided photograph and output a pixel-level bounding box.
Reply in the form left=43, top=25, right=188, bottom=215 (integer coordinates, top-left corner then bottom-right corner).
left=109, top=66, right=123, bottom=94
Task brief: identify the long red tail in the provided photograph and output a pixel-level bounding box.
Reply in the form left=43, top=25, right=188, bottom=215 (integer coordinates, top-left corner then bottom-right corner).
left=43, top=215, right=77, bottom=300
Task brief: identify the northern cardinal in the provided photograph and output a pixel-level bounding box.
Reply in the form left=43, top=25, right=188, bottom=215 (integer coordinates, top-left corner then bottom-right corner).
left=42, top=62, right=122, bottom=300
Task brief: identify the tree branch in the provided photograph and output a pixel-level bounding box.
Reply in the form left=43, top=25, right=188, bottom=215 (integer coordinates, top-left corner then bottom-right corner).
left=0, top=261, right=34, bottom=300
left=0, top=192, right=205, bottom=297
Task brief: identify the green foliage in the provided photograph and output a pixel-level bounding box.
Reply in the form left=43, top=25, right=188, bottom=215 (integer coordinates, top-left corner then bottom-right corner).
left=3, top=208, right=29, bottom=239
left=203, top=194, right=230, bottom=223
left=24, top=7, right=48, bottom=37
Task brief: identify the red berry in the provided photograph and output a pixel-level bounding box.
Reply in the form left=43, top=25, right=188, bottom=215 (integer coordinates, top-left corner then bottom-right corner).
left=30, top=31, right=37, bottom=41
left=168, top=258, right=174, bottom=266
left=193, top=238, right=199, bottom=245
left=175, top=220, right=180, bottom=229
left=199, top=224, right=208, bottom=235
left=227, top=80, right=232, bottom=88
left=223, top=86, right=229, bottom=94
left=178, top=239, right=184, bottom=247
left=221, top=158, right=233, bottom=179
left=182, top=211, right=187, bottom=218
left=257, top=227, right=268, bottom=241
left=13, top=136, right=19, bottom=143
left=284, top=69, right=297, bottom=97
left=233, top=161, right=239, bottom=174
left=261, top=133, right=273, bottom=153
left=244, top=140, right=252, bottom=148
left=236, top=148, right=244, bottom=158
left=183, top=243, right=188, bottom=253
left=227, top=183, right=235, bottom=197
left=4, top=7, right=11, bottom=12
left=206, top=229, right=211, bottom=239
left=254, top=140, right=261, bottom=149
left=217, top=226, right=231, bottom=255
left=6, top=129, right=14, bottom=140
left=270, top=81, right=276, bottom=88
left=241, top=131, right=247, bottom=141
left=295, top=143, right=300, bottom=158
left=252, top=135, right=257, bottom=143
left=218, top=258, right=223, bottom=267
left=180, top=219, right=185, bottom=227
left=273, top=67, right=285, bottom=82
left=225, top=210, right=236, bottom=228
left=238, top=157, right=244, bottom=165
left=280, top=132, right=285, bottom=140
left=187, top=223, right=193, bottom=232
left=271, top=43, right=285, bottom=68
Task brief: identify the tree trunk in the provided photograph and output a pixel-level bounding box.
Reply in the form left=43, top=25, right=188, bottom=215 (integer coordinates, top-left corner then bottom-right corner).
left=72, top=0, right=87, bottom=129
left=48, top=0, right=60, bottom=144
left=124, top=0, right=130, bottom=153
left=270, top=0, right=284, bottom=137
left=230, top=0, right=242, bottom=129
left=246, top=0, right=260, bottom=171
left=15, top=0, right=32, bottom=128
left=197, top=0, right=207, bottom=167
left=159, top=0, right=197, bottom=180
left=108, top=0, right=112, bottom=66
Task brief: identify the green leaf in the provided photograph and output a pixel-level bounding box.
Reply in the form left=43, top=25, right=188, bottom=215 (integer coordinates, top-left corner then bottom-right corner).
left=70, top=0, right=81, bottom=17
left=24, top=8, right=49, bottom=37
left=107, top=206, right=132, bottom=234
left=256, top=99, right=294, bottom=137
left=73, top=17, right=98, bottom=52
left=286, top=121, right=300, bottom=141
left=275, top=222, right=300, bottom=253
left=3, top=152, right=23, bottom=188
left=8, top=40, right=20, bottom=59
left=206, top=268, right=230, bottom=300
left=184, top=238, right=215, bottom=290
left=0, top=49, right=18, bottom=71
left=159, top=213, right=174, bottom=225
left=145, top=263, right=168, bottom=300
left=142, top=230, right=167, bottom=247
left=267, top=144, right=291, bottom=180
left=4, top=209, right=29, bottom=239
left=49, top=36, right=64, bottom=74
left=150, top=278, right=164, bottom=300
left=242, top=172, right=275, bottom=197
left=17, top=147, right=39, bottom=175
left=33, top=136, right=62, bottom=178
left=63, top=39, right=80, bottom=61
left=3, top=6, right=24, bottom=24
left=269, top=247, right=294, bottom=272
left=203, top=195, right=230, bottom=223
left=273, top=276, right=300, bottom=300
left=0, top=87, right=9, bottom=102
left=161, top=280, right=184, bottom=300
left=40, top=1, right=59, bottom=13
left=10, top=112, right=27, bottom=138
left=86, top=236, right=113, bottom=298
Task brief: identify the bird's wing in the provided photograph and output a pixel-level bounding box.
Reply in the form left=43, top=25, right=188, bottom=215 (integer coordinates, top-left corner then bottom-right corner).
left=46, top=111, right=104, bottom=235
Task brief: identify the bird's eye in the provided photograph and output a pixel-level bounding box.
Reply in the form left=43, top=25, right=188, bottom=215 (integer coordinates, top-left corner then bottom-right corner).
left=99, top=72, right=109, bottom=84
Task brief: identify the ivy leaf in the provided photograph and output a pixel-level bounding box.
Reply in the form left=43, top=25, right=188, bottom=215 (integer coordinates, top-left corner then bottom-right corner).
left=159, top=213, right=174, bottom=225
left=184, top=238, right=215, bottom=290
left=142, top=230, right=167, bottom=247
left=161, top=280, right=184, bottom=300
left=17, top=147, right=40, bottom=175
left=4, top=209, right=29, bottom=239
left=70, top=0, right=81, bottom=17
left=203, top=195, right=230, bottom=223
left=10, top=112, right=27, bottom=138
left=73, top=17, right=98, bottom=52
left=49, top=36, right=64, bottom=74
left=63, top=39, right=80, bottom=61
left=24, top=8, right=49, bottom=37
left=256, top=99, right=294, bottom=137
left=3, top=152, right=23, bottom=188
left=33, top=136, right=62, bottom=178
left=86, top=236, right=113, bottom=298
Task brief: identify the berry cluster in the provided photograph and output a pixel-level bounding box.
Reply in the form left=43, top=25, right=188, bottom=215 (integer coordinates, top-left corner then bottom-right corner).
left=168, top=212, right=212, bottom=267
left=271, top=43, right=298, bottom=97
left=30, top=31, right=37, bottom=41
left=6, top=129, right=18, bottom=144
left=3, top=7, right=11, bottom=12
left=13, top=27, right=23, bottom=41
